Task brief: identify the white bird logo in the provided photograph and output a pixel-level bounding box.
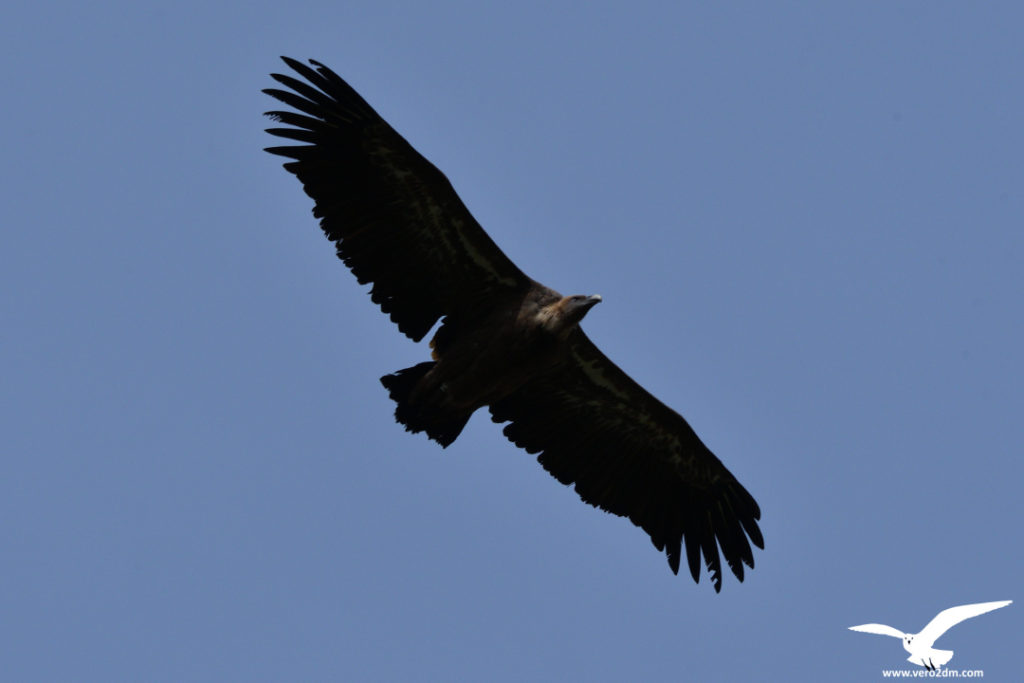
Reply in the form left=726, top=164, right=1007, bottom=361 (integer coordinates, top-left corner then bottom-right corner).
left=849, top=600, right=1011, bottom=670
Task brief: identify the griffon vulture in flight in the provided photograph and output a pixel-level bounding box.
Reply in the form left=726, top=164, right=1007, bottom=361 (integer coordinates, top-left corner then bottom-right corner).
left=263, top=57, right=763, bottom=591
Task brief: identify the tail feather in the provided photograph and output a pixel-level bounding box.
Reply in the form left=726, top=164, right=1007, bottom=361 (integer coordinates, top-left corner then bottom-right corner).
left=380, top=362, right=471, bottom=447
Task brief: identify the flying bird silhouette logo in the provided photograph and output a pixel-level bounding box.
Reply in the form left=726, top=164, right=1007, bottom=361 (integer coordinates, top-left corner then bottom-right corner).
left=849, top=600, right=1011, bottom=670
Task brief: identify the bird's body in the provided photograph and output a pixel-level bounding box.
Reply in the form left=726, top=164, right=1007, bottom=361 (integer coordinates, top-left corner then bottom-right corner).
left=383, top=287, right=601, bottom=447
left=904, top=642, right=953, bottom=670
left=263, top=57, right=763, bottom=591
left=849, top=600, right=1012, bottom=670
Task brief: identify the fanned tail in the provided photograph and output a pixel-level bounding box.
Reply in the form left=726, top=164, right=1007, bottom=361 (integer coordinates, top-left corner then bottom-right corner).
left=380, top=362, right=471, bottom=447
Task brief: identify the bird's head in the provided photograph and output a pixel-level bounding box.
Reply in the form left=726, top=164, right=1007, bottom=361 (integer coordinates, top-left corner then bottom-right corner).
left=563, top=294, right=602, bottom=323
left=537, top=294, right=602, bottom=338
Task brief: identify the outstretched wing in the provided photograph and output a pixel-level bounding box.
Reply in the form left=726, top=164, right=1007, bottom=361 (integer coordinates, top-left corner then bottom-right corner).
left=264, top=57, right=530, bottom=341
left=489, top=330, right=763, bottom=591
left=849, top=623, right=907, bottom=639
left=917, top=600, right=1012, bottom=648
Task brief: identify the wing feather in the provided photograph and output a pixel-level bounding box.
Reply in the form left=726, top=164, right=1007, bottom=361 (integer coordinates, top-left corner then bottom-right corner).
left=489, top=330, right=762, bottom=591
left=917, top=600, right=1012, bottom=647
left=264, top=57, right=529, bottom=341
left=849, top=624, right=906, bottom=639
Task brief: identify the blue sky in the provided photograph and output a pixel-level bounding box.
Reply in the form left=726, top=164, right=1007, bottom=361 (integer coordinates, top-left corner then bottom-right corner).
left=3, top=2, right=1021, bottom=680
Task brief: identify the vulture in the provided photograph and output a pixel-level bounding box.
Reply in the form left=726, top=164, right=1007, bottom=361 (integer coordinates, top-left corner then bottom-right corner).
left=263, top=57, right=763, bottom=591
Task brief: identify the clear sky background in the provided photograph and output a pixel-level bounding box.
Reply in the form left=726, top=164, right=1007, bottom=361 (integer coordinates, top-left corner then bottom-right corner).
left=3, top=2, right=1021, bottom=681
